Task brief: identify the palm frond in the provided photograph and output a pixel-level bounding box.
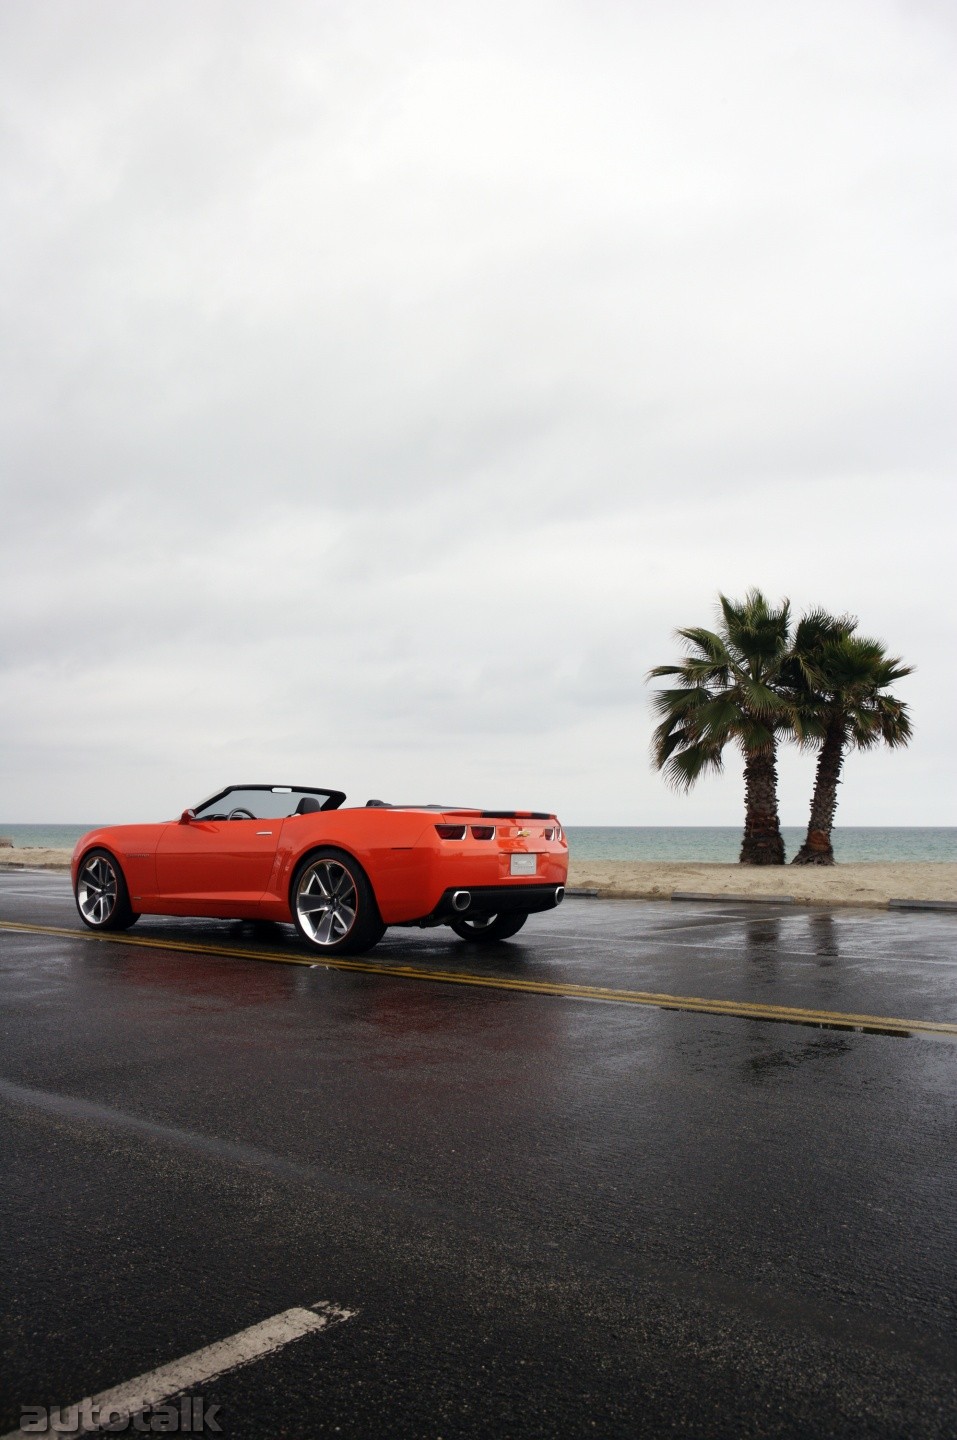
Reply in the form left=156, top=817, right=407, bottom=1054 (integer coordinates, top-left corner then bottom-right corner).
left=663, top=740, right=726, bottom=792
left=675, top=627, right=729, bottom=666
left=737, top=677, right=787, bottom=717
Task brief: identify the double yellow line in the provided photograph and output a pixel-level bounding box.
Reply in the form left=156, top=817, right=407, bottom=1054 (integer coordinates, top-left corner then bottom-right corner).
left=3, top=919, right=956, bottom=1038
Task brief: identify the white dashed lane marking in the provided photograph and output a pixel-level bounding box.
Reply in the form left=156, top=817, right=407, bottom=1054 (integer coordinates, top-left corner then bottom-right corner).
left=0, top=1303, right=356, bottom=1440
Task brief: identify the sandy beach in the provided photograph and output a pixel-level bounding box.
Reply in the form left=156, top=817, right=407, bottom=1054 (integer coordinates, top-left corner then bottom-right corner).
left=0, top=847, right=73, bottom=870
left=1, top=846, right=955, bottom=910
left=568, top=859, right=957, bottom=908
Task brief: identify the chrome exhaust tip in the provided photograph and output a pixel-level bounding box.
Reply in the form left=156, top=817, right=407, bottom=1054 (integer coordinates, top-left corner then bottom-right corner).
left=451, top=890, right=472, bottom=912
left=554, top=886, right=565, bottom=904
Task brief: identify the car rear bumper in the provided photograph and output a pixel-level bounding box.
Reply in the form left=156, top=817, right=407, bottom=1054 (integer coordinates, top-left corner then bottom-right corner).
left=405, top=883, right=566, bottom=926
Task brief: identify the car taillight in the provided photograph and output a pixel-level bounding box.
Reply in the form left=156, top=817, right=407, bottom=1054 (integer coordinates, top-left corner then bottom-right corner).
left=470, top=825, right=495, bottom=840
left=435, top=825, right=467, bottom=840
left=544, top=825, right=564, bottom=842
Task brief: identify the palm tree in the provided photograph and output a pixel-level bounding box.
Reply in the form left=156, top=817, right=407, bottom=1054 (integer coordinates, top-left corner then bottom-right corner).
left=648, top=590, right=793, bottom=865
left=787, top=625, right=913, bottom=865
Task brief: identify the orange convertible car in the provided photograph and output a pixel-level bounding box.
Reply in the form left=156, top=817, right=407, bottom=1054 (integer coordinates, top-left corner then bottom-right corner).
left=71, top=784, right=568, bottom=955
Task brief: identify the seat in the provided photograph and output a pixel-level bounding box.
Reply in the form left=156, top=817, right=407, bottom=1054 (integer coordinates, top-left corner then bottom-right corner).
left=294, top=796, right=323, bottom=815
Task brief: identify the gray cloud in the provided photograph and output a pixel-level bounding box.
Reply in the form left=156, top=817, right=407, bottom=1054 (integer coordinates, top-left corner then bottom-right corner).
left=1, top=0, right=954, bottom=824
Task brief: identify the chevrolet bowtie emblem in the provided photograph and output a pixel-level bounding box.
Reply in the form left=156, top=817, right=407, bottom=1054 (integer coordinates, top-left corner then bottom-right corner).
left=517, top=828, right=531, bottom=837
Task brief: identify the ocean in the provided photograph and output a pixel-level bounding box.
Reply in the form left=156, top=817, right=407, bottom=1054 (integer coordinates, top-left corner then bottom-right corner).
left=1, top=823, right=954, bottom=863
left=565, top=827, right=957, bottom=863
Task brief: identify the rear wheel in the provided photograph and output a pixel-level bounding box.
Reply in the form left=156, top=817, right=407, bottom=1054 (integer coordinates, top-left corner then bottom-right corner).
left=450, top=913, right=528, bottom=943
left=75, top=849, right=139, bottom=931
left=292, top=849, right=386, bottom=956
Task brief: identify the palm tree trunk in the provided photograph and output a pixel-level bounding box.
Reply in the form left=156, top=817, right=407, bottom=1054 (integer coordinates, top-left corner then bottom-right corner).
left=739, top=745, right=786, bottom=865
left=792, top=721, right=845, bottom=865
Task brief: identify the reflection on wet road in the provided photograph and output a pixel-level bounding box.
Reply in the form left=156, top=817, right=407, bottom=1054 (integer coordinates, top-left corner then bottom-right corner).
left=5, top=917, right=955, bottom=1036
left=2, top=870, right=956, bottom=1438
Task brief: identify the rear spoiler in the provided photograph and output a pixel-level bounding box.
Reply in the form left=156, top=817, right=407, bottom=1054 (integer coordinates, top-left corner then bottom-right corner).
left=472, top=810, right=554, bottom=820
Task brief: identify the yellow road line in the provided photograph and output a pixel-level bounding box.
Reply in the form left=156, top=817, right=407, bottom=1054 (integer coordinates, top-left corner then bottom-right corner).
left=2, top=919, right=955, bottom=1037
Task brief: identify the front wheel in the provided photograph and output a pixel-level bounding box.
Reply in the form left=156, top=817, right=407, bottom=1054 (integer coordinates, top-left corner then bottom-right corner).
left=450, top=913, right=528, bottom=943
left=75, top=849, right=140, bottom=931
left=292, top=850, right=386, bottom=956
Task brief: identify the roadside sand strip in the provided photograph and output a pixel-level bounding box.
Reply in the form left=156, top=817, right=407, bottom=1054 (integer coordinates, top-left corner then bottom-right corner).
left=0, top=847, right=72, bottom=869
left=568, top=859, right=957, bottom=908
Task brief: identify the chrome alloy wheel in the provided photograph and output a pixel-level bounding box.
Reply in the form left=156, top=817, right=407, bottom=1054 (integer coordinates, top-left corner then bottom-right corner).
left=295, top=859, right=359, bottom=947
left=77, top=854, right=119, bottom=925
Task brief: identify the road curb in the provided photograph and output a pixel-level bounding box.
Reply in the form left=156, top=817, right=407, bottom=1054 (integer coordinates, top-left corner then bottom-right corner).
left=888, top=898, right=957, bottom=912
left=0, top=860, right=72, bottom=871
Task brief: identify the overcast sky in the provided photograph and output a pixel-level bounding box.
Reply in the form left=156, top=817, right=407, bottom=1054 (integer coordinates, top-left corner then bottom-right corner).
left=1, top=0, right=954, bottom=827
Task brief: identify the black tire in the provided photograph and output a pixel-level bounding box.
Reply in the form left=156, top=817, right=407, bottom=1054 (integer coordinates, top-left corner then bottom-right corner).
left=74, top=848, right=140, bottom=932
left=450, top=912, right=529, bottom=943
left=291, top=848, right=386, bottom=956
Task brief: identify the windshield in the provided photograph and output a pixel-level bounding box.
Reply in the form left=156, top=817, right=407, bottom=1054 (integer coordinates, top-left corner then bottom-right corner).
left=192, top=785, right=345, bottom=820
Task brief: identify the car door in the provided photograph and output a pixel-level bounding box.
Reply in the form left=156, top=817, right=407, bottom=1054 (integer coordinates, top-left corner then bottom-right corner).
left=154, top=818, right=281, bottom=913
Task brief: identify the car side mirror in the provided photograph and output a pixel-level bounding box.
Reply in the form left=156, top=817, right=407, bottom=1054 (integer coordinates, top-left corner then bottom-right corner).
left=179, top=808, right=196, bottom=825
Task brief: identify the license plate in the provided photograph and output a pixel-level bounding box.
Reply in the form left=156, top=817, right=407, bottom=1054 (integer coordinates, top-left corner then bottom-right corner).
left=510, top=853, right=537, bottom=876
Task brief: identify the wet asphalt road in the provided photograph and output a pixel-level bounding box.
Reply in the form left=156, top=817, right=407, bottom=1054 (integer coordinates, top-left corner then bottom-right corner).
left=1, top=870, right=956, bottom=1438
